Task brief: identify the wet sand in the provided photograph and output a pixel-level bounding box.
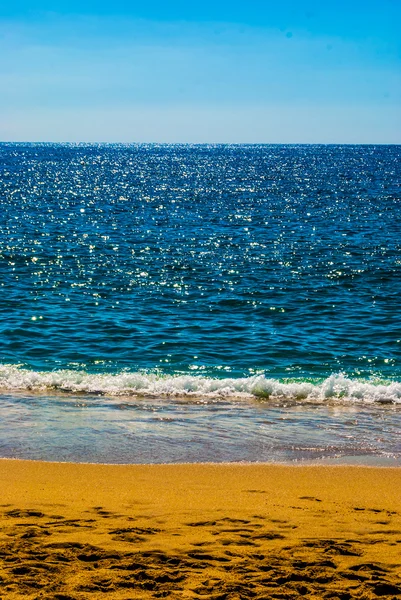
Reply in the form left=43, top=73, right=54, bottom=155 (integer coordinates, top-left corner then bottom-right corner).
left=0, top=460, right=400, bottom=599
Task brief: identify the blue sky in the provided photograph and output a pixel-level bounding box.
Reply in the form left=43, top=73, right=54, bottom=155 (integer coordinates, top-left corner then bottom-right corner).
left=1, top=1, right=400, bottom=142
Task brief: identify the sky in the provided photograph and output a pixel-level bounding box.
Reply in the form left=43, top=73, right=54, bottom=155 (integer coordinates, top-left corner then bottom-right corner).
left=1, top=0, right=400, bottom=143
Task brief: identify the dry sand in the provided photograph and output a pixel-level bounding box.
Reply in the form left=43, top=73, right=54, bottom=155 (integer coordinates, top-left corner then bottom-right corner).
left=0, top=460, right=400, bottom=599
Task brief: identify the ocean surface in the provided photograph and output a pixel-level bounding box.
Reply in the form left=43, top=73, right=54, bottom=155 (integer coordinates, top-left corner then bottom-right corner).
left=0, top=143, right=400, bottom=464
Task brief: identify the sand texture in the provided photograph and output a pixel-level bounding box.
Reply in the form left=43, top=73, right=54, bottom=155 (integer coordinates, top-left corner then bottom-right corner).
left=0, top=461, right=400, bottom=599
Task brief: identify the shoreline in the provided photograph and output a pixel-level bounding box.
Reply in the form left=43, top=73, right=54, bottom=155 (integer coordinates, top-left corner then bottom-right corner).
left=1, top=456, right=400, bottom=467
left=1, top=388, right=399, bottom=467
left=1, top=460, right=400, bottom=598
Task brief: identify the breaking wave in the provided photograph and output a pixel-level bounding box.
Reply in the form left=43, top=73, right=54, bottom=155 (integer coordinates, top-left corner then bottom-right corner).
left=0, top=365, right=400, bottom=404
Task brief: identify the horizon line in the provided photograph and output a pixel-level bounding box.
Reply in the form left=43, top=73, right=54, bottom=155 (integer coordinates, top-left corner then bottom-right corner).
left=1, top=141, right=400, bottom=146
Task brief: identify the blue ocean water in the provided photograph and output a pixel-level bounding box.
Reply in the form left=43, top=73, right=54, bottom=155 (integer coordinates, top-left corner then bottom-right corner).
left=0, top=143, right=400, bottom=463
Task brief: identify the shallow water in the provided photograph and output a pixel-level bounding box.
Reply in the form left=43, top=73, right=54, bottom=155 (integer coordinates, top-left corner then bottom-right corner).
left=0, top=392, right=399, bottom=464
left=0, top=143, right=400, bottom=463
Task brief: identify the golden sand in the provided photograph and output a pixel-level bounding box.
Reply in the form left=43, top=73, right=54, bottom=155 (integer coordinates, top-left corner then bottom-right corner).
left=0, top=460, right=400, bottom=599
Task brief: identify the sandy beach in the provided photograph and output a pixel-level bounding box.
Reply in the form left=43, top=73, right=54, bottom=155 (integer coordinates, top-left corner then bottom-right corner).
left=0, top=460, right=400, bottom=599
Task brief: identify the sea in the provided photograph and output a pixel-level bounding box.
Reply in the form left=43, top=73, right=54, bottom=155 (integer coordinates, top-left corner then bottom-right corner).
left=0, top=143, right=400, bottom=465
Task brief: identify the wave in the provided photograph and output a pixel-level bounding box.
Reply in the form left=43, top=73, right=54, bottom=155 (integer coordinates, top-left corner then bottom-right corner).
left=0, top=365, right=400, bottom=404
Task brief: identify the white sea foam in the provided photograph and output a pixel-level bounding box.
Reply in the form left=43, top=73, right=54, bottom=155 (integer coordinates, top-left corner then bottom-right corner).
left=0, top=365, right=400, bottom=404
